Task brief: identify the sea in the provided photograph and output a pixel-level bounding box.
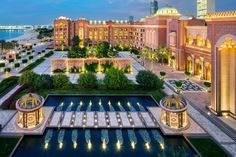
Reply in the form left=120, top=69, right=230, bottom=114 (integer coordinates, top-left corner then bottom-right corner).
left=0, top=29, right=25, bottom=40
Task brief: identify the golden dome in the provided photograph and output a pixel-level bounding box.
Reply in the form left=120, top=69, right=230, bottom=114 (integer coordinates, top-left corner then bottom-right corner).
left=155, top=6, right=181, bottom=16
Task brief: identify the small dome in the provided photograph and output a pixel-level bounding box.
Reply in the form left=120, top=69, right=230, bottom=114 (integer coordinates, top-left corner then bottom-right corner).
left=16, top=93, right=44, bottom=110
left=160, top=95, right=187, bottom=110
left=155, top=6, right=181, bottom=16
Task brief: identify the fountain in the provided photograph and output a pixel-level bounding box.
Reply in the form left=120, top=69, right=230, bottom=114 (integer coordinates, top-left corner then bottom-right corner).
left=109, top=103, right=115, bottom=111
left=116, top=130, right=123, bottom=151
left=127, top=102, right=136, bottom=112
left=85, top=130, right=92, bottom=150
left=117, top=102, right=125, bottom=111
left=58, top=129, right=65, bottom=149
left=66, top=101, right=74, bottom=111
left=44, top=129, right=53, bottom=149
left=72, top=129, right=78, bottom=149
left=151, top=130, right=165, bottom=150
left=139, top=130, right=151, bottom=150
left=137, top=102, right=145, bottom=111
left=87, top=101, right=92, bottom=111
left=101, top=129, right=109, bottom=150
left=56, top=102, right=64, bottom=111
left=127, top=129, right=137, bottom=149
left=99, top=99, right=102, bottom=106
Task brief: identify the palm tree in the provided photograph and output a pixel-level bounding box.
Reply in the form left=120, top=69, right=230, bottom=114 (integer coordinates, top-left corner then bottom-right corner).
left=156, top=46, right=170, bottom=65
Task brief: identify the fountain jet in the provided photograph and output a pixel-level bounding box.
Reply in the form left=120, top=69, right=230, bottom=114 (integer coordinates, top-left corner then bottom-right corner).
left=44, top=129, right=53, bottom=149
left=58, top=130, right=65, bottom=149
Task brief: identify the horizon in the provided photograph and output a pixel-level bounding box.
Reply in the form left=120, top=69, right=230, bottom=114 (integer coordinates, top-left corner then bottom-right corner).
left=0, top=0, right=236, bottom=25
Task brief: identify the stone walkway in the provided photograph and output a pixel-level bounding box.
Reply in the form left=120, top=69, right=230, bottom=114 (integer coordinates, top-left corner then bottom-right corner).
left=162, top=85, right=236, bottom=156
left=0, top=110, right=16, bottom=128
left=0, top=85, right=22, bottom=107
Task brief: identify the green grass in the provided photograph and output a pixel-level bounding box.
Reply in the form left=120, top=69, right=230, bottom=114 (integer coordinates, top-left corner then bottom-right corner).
left=0, top=137, right=20, bottom=157
left=189, top=137, right=229, bottom=157
left=0, top=83, right=17, bottom=98
left=20, top=58, right=45, bottom=73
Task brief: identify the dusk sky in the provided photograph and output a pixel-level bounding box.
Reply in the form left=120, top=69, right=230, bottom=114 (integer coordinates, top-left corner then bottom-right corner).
left=0, top=0, right=236, bottom=25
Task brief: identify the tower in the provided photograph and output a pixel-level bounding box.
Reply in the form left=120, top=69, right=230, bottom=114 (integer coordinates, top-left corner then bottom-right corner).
left=150, top=0, right=158, bottom=16
left=197, top=0, right=215, bottom=18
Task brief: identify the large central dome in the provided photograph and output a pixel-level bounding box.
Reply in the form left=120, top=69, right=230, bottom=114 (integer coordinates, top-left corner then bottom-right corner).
left=155, top=6, right=181, bottom=16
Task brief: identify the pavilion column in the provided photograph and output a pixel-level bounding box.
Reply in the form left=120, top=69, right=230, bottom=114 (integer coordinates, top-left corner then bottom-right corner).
left=191, top=55, right=195, bottom=74
left=200, top=57, right=205, bottom=80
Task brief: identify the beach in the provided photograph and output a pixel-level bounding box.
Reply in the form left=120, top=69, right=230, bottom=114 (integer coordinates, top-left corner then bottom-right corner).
left=6, top=29, right=40, bottom=45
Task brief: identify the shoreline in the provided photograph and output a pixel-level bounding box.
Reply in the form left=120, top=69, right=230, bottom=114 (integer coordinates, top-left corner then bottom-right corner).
left=6, top=29, right=39, bottom=44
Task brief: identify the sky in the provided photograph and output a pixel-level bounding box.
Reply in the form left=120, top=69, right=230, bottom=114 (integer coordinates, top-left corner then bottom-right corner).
left=0, top=0, right=236, bottom=25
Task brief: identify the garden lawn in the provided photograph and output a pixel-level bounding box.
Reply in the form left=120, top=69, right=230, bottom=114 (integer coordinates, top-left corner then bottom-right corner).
left=20, top=58, right=45, bottom=73
left=0, top=137, right=20, bottom=157
left=189, top=137, right=229, bottom=157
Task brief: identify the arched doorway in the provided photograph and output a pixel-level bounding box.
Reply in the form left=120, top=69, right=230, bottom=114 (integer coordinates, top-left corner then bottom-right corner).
left=215, top=35, right=236, bottom=116
left=205, top=62, right=211, bottom=81
left=195, top=58, right=202, bottom=76
left=187, top=56, right=193, bottom=72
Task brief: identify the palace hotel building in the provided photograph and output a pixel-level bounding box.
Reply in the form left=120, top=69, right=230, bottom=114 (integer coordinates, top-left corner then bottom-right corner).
left=54, top=6, right=236, bottom=118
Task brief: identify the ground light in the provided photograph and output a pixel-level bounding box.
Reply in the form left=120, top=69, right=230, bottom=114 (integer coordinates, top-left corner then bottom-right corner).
left=145, top=142, right=151, bottom=150
left=160, top=143, right=165, bottom=150
left=102, top=140, right=107, bottom=150
left=44, top=142, right=49, bottom=149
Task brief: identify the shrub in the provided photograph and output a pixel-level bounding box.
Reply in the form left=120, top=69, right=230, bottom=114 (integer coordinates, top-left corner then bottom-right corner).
left=160, top=71, right=166, bottom=77
left=0, top=76, right=18, bottom=94
left=4, top=68, right=11, bottom=73
left=175, top=81, right=183, bottom=89
left=130, top=48, right=139, bottom=55
left=204, top=82, right=211, bottom=88
left=41, top=74, right=53, bottom=89
left=22, top=59, right=28, bottom=64
left=136, top=70, right=164, bottom=89
left=20, top=58, right=45, bottom=73
left=122, top=65, right=132, bottom=73
left=52, top=74, right=71, bottom=89
left=53, top=69, right=65, bottom=73
left=28, top=56, right=33, bottom=60
left=101, top=62, right=113, bottom=73
left=184, top=71, right=191, bottom=79
left=85, top=63, right=98, bottom=73
left=14, top=63, right=20, bottom=68
left=42, top=50, right=46, bottom=53
left=0, top=63, right=5, bottom=68
left=104, top=68, right=129, bottom=89
left=16, top=56, right=21, bottom=60
left=38, top=52, right=42, bottom=55
left=69, top=67, right=82, bottom=73
left=27, top=52, right=31, bottom=55
left=78, top=72, right=97, bottom=88
left=9, top=59, right=14, bottom=63
left=18, top=71, right=42, bottom=90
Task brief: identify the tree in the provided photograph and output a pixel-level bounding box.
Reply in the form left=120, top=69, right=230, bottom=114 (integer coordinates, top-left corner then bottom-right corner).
left=72, top=36, right=80, bottom=47
left=160, top=71, right=166, bottom=80
left=107, top=48, right=117, bottom=58
left=175, top=80, right=183, bottom=94
left=41, top=74, right=53, bottom=89
left=136, top=70, right=164, bottom=89
left=156, top=46, right=170, bottom=65
left=184, top=71, right=191, bottom=80
left=78, top=72, right=98, bottom=88
left=18, top=71, right=42, bottom=91
left=84, top=38, right=92, bottom=47
left=52, top=74, right=71, bottom=89
left=104, top=68, right=129, bottom=89
left=204, top=81, right=211, bottom=92
left=68, top=46, right=86, bottom=58
left=96, top=41, right=110, bottom=58
left=130, top=47, right=139, bottom=55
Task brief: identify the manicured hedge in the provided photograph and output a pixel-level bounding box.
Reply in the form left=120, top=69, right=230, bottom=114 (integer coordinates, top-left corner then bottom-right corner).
left=20, top=58, right=45, bottom=73
left=4, top=68, right=11, bottom=73
left=9, top=59, right=14, bottom=63
left=22, top=59, right=28, bottom=64
left=28, top=56, right=33, bottom=60
left=0, top=63, right=5, bottom=68
left=44, top=51, right=54, bottom=58
left=14, top=63, right=20, bottom=68
left=0, top=76, right=18, bottom=96
left=53, top=69, right=65, bottom=73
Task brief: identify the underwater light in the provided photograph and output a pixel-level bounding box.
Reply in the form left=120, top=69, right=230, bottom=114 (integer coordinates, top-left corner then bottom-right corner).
left=118, top=101, right=121, bottom=106
left=131, top=142, right=135, bottom=149
left=89, top=100, right=92, bottom=106
left=59, top=142, right=63, bottom=149
left=80, top=101, right=83, bottom=106
left=88, top=140, right=92, bottom=150
left=70, top=102, right=74, bottom=106
left=145, top=142, right=150, bottom=150
left=102, top=140, right=107, bottom=150
left=127, top=102, right=131, bottom=106
left=160, top=143, right=165, bottom=150
left=44, top=142, right=48, bottom=149
left=73, top=142, right=77, bottom=149
left=116, top=140, right=121, bottom=150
